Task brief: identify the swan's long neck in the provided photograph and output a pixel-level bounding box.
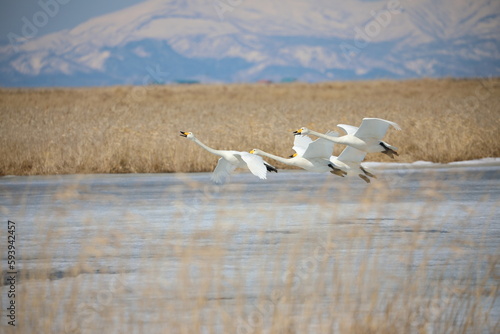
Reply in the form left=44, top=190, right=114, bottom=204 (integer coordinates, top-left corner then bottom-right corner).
left=257, top=150, right=292, bottom=165
left=192, top=138, right=222, bottom=156
left=308, top=130, right=345, bottom=144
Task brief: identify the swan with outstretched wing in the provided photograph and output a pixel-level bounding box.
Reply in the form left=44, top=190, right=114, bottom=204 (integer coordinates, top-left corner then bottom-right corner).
left=294, top=118, right=401, bottom=158
left=180, top=131, right=277, bottom=184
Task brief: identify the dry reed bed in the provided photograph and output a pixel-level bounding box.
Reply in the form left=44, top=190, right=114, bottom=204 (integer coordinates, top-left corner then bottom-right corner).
left=0, top=78, right=499, bottom=176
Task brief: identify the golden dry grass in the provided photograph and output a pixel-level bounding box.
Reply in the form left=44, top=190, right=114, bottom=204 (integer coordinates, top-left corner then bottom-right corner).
left=1, top=79, right=499, bottom=333
left=0, top=78, right=499, bottom=176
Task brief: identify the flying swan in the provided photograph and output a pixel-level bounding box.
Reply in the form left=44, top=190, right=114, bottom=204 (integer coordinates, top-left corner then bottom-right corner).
left=290, top=132, right=377, bottom=183
left=294, top=118, right=401, bottom=158
left=250, top=131, right=349, bottom=175
left=180, top=131, right=277, bottom=184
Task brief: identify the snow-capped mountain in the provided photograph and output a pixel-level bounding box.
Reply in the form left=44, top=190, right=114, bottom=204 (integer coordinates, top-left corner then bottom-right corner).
left=0, top=0, right=499, bottom=86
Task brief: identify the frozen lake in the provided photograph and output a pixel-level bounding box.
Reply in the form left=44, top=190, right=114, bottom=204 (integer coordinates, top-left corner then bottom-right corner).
left=1, top=161, right=499, bottom=333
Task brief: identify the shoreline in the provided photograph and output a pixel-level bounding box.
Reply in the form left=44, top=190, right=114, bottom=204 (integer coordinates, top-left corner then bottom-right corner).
left=1, top=158, right=498, bottom=179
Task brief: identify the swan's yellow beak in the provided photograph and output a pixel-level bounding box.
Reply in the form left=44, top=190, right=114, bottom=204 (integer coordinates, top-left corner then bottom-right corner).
left=180, top=131, right=188, bottom=137
left=293, top=129, right=302, bottom=135
left=289, top=153, right=298, bottom=158
left=249, top=149, right=256, bottom=154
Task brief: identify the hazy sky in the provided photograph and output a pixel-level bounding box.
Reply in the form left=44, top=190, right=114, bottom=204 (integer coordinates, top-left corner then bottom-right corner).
left=0, top=0, right=145, bottom=43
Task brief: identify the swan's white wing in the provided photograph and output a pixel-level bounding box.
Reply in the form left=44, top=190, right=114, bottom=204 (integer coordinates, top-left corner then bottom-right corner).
left=302, top=131, right=337, bottom=159
left=337, top=146, right=367, bottom=163
left=238, top=152, right=267, bottom=180
left=292, top=135, right=313, bottom=156
left=337, top=124, right=359, bottom=135
left=211, top=158, right=237, bottom=184
left=354, top=118, right=401, bottom=139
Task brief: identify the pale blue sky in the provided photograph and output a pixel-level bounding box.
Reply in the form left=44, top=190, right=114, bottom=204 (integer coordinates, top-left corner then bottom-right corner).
left=0, top=0, right=145, bottom=43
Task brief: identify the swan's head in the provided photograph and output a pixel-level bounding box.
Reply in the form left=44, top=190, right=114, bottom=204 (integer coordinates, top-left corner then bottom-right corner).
left=289, top=153, right=298, bottom=158
left=180, top=131, right=195, bottom=140
left=293, top=127, right=309, bottom=135
left=249, top=149, right=261, bottom=155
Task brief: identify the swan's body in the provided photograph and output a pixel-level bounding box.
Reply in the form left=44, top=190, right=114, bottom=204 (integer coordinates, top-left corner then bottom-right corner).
left=329, top=148, right=376, bottom=183
left=294, top=118, right=401, bottom=158
left=250, top=131, right=338, bottom=173
left=180, top=131, right=277, bottom=184
left=249, top=150, right=331, bottom=173
left=292, top=133, right=376, bottom=183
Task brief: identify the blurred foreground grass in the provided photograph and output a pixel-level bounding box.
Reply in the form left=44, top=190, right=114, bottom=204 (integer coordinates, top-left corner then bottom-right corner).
left=0, top=168, right=499, bottom=333
left=0, top=78, right=499, bottom=176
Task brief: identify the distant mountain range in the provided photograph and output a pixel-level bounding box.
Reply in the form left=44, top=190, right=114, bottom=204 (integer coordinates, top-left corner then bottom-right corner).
left=1, top=0, right=499, bottom=87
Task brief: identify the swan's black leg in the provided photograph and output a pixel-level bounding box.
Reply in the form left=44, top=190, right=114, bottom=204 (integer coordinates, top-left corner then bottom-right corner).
left=379, top=142, right=398, bottom=159
left=358, top=174, right=371, bottom=183
left=360, top=166, right=376, bottom=178
left=264, top=163, right=278, bottom=173
left=328, top=163, right=347, bottom=177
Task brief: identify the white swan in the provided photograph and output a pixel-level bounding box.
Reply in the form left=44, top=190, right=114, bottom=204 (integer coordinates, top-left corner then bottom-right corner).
left=294, top=118, right=401, bottom=158
left=180, top=131, right=277, bottom=184
left=250, top=131, right=344, bottom=173
left=330, top=148, right=376, bottom=183
left=291, top=133, right=376, bottom=183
